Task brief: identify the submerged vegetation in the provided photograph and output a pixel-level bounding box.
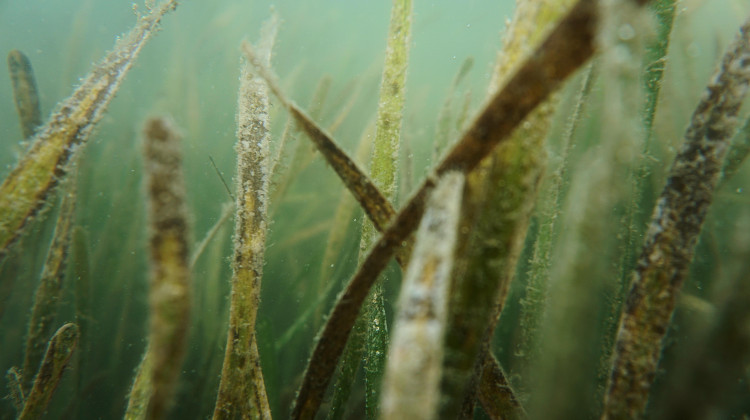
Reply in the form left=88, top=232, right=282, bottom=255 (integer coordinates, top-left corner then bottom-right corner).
left=1, top=0, right=750, bottom=419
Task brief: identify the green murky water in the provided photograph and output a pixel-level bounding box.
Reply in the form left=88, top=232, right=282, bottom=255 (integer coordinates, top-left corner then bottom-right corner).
left=1, top=0, right=750, bottom=418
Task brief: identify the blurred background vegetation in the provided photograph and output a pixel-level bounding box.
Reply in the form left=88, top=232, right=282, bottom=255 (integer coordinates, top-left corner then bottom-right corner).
left=1, top=0, right=749, bottom=418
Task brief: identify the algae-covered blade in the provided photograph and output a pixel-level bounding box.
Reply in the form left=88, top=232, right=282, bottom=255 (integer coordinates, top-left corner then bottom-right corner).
left=7, top=49, right=43, bottom=140
left=0, top=0, right=178, bottom=258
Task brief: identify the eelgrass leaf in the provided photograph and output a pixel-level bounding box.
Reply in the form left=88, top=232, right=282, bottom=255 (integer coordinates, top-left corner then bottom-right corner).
left=270, top=75, right=332, bottom=209
left=212, top=15, right=278, bottom=420
left=241, top=42, right=412, bottom=267
left=656, top=259, right=750, bottom=419
left=125, top=349, right=154, bottom=420
left=477, top=353, right=526, bottom=420
left=291, top=1, right=626, bottom=418
left=641, top=0, right=678, bottom=138
left=208, top=156, right=235, bottom=202
left=325, top=122, right=376, bottom=419
left=0, top=0, right=178, bottom=259
left=433, top=57, right=474, bottom=161
left=275, top=219, right=334, bottom=250
left=605, top=0, right=678, bottom=403
left=292, top=180, right=431, bottom=420
left=5, top=366, right=25, bottom=414
left=614, top=0, right=678, bottom=337
left=380, top=171, right=463, bottom=420
left=22, top=173, right=77, bottom=392
left=531, top=2, right=652, bottom=416
left=359, top=0, right=412, bottom=415
left=518, top=61, right=597, bottom=372
left=7, top=50, right=43, bottom=141
left=190, top=201, right=233, bottom=270
left=213, top=13, right=280, bottom=420
left=602, top=13, right=750, bottom=419
left=325, top=323, right=362, bottom=420
left=319, top=122, right=375, bottom=314
left=720, top=114, right=750, bottom=185
left=438, top=1, right=572, bottom=417
left=433, top=0, right=598, bottom=175
left=18, top=323, right=79, bottom=420
left=140, top=116, right=192, bottom=420
left=70, top=226, right=91, bottom=417
left=326, top=84, right=362, bottom=134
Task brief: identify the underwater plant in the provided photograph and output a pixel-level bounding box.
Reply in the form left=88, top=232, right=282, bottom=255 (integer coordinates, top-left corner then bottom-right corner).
left=7, top=49, right=42, bottom=141
left=0, top=0, right=178, bottom=258
left=213, top=15, right=277, bottom=420
left=1, top=0, right=750, bottom=419
left=128, top=116, right=192, bottom=420
left=602, top=12, right=750, bottom=419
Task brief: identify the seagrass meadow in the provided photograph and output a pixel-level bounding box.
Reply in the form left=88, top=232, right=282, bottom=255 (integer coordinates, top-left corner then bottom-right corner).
left=1, top=0, right=750, bottom=418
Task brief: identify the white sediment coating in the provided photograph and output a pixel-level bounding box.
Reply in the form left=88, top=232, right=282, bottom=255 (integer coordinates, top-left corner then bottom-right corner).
left=380, top=171, right=464, bottom=420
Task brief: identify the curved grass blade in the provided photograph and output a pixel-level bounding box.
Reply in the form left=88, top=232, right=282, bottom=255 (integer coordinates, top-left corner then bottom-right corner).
left=22, top=174, right=77, bottom=392
left=292, top=180, right=431, bottom=420
left=434, top=0, right=598, bottom=174
left=7, top=49, right=43, bottom=140
left=602, top=14, right=750, bottom=419
left=439, top=1, right=573, bottom=417
left=291, top=1, right=613, bottom=417
left=0, top=0, right=178, bottom=258
left=125, top=349, right=154, bottom=420
left=319, top=121, right=375, bottom=316
left=18, top=323, right=79, bottom=420
left=324, top=122, right=375, bottom=420
left=271, top=75, right=332, bottom=208
left=6, top=367, right=25, bottom=414
left=241, top=42, right=411, bottom=267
